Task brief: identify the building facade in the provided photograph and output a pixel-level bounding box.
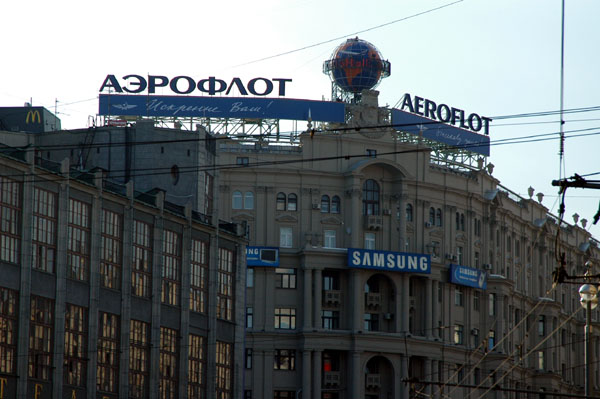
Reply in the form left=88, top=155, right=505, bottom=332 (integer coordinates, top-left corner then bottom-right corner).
left=0, top=148, right=246, bottom=399
left=215, top=91, right=600, bottom=399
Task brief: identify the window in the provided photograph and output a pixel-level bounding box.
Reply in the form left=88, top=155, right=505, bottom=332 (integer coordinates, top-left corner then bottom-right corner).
left=454, top=324, right=464, bottom=344
left=473, top=290, right=480, bottom=311
left=97, top=312, right=119, bottom=393
left=331, top=195, right=341, bottom=213
left=236, top=156, right=249, bottom=166
left=190, top=239, right=208, bottom=314
left=245, top=348, right=252, bottom=369
left=132, top=220, right=152, bottom=298
left=100, top=209, right=122, bottom=290
left=29, top=295, right=53, bottom=380
left=159, top=327, right=179, bottom=399
left=488, top=330, right=496, bottom=351
left=324, top=229, right=336, bottom=248
left=64, top=304, right=87, bottom=387
left=67, top=199, right=90, bottom=281
left=274, top=349, right=296, bottom=370
left=489, top=293, right=496, bottom=316
left=322, top=310, right=340, bottom=330
left=362, top=179, right=380, bottom=215
left=0, top=177, right=20, bottom=264
left=246, top=268, right=254, bottom=288
left=279, top=227, right=293, bottom=248
left=364, top=232, right=375, bottom=250
left=474, top=251, right=480, bottom=268
left=244, top=192, right=254, bottom=210
left=321, top=195, right=330, bottom=213
left=275, top=268, right=297, bottom=289
left=406, top=203, right=413, bottom=222
left=323, top=271, right=340, bottom=291
left=276, top=193, right=286, bottom=211
left=364, top=313, right=378, bottom=331
left=274, top=392, right=295, bottom=399
left=217, top=248, right=235, bottom=321
left=429, top=207, right=435, bottom=225
left=538, top=315, right=545, bottom=336
left=215, top=341, right=232, bottom=399
left=0, top=287, right=18, bottom=374
left=537, top=351, right=545, bottom=370
left=457, top=246, right=463, bottom=265
left=129, top=320, right=150, bottom=399
left=162, top=230, right=181, bottom=306
left=455, top=287, right=464, bottom=307
left=366, top=149, right=377, bottom=158
left=287, top=193, right=297, bottom=211
left=32, top=187, right=56, bottom=273
left=436, top=208, right=443, bottom=227
left=274, top=308, right=296, bottom=330
left=246, top=307, right=253, bottom=328
left=188, top=334, right=206, bottom=399
left=203, top=172, right=214, bottom=216
left=232, top=191, right=243, bottom=209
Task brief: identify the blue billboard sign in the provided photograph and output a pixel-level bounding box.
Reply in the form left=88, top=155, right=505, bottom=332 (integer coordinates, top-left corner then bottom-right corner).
left=449, top=264, right=487, bottom=290
left=391, top=108, right=490, bottom=156
left=99, top=94, right=346, bottom=122
left=347, top=248, right=430, bottom=274
left=246, top=246, right=279, bottom=267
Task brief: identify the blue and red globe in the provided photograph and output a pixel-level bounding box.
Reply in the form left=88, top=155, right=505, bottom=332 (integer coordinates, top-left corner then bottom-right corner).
left=324, top=38, right=390, bottom=94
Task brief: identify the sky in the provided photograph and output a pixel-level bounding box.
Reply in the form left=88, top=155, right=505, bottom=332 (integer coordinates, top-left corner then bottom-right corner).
left=2, top=0, right=600, bottom=240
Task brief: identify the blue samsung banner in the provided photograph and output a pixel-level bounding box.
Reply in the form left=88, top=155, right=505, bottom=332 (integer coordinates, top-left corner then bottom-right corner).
left=391, top=108, right=490, bottom=156
left=449, top=264, right=487, bottom=290
left=246, top=246, right=279, bottom=267
left=99, top=94, right=346, bottom=122
left=347, top=248, right=430, bottom=274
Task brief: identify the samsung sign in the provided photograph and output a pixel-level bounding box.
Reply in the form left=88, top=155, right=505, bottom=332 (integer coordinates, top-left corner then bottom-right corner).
left=449, top=264, right=487, bottom=290
left=348, top=248, right=430, bottom=274
left=100, top=75, right=292, bottom=97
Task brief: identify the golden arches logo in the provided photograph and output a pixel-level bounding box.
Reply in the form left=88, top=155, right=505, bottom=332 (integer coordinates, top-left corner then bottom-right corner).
left=26, top=110, right=41, bottom=124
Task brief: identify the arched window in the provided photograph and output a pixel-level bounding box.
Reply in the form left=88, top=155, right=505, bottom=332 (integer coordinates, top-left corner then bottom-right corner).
left=362, top=179, right=380, bottom=215
left=455, top=212, right=460, bottom=230
left=287, top=193, right=297, bottom=211
left=244, top=192, right=254, bottom=210
left=460, top=213, right=465, bottom=231
left=436, top=208, right=443, bottom=227
left=276, top=192, right=286, bottom=211
left=321, top=195, right=330, bottom=213
left=429, top=208, right=435, bottom=224
left=331, top=196, right=341, bottom=214
left=406, top=204, right=413, bottom=222
left=232, top=191, right=242, bottom=209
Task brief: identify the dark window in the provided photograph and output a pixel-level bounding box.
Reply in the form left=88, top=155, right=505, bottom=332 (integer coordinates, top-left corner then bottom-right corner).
left=245, top=348, right=252, bottom=369
left=129, top=319, right=150, bottom=399
left=32, top=187, right=56, bottom=273
left=322, top=310, right=340, bottom=329
left=132, top=220, right=152, bottom=298
left=366, top=149, right=377, bottom=158
left=190, top=239, right=208, bottom=313
left=29, top=296, right=53, bottom=380
left=97, top=312, right=119, bottom=393
left=159, top=327, right=179, bottom=399
left=0, top=177, right=21, bottom=264
left=67, top=199, right=90, bottom=281
left=215, top=341, right=232, bottom=399
left=0, top=287, right=18, bottom=374
left=274, top=349, right=296, bottom=370
left=429, top=207, right=435, bottom=224
left=362, top=179, right=380, bottom=215
left=162, top=230, right=181, bottom=306
left=64, top=304, right=87, bottom=387
left=364, top=313, right=378, bottom=331
left=274, top=308, right=296, bottom=329
left=321, top=195, right=330, bottom=213
left=188, top=334, right=206, bottom=399
left=276, top=192, right=286, bottom=211
left=331, top=195, right=341, bottom=213
left=275, top=268, right=297, bottom=289
left=436, top=208, right=443, bottom=227
left=217, top=248, right=235, bottom=321
left=287, top=193, right=297, bottom=211
left=236, top=157, right=249, bottom=166
left=406, top=203, right=413, bottom=222
left=100, top=209, right=122, bottom=290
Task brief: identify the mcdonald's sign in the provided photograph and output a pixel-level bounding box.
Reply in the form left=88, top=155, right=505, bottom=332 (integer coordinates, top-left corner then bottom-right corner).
left=25, top=110, right=41, bottom=124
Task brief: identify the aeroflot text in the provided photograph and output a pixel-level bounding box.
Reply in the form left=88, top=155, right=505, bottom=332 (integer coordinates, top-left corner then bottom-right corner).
left=350, top=250, right=430, bottom=272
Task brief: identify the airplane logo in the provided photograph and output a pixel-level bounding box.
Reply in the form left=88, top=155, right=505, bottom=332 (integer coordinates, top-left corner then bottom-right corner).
left=113, top=103, right=137, bottom=111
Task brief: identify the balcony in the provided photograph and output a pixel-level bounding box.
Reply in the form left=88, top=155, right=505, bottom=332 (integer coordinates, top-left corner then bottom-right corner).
left=323, top=371, right=341, bottom=387
left=323, top=290, right=342, bottom=306
left=366, top=374, right=381, bottom=389
left=365, top=292, right=381, bottom=309
left=364, top=215, right=383, bottom=230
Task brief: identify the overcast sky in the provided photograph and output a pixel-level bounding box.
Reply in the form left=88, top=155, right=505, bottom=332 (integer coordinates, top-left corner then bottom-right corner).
left=3, top=0, right=600, bottom=242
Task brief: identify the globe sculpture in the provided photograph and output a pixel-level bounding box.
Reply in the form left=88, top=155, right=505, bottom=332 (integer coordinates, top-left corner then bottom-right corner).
left=323, top=37, right=391, bottom=95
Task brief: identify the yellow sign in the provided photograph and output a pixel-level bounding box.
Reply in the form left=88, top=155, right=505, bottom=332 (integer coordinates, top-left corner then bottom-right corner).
left=26, top=110, right=41, bottom=124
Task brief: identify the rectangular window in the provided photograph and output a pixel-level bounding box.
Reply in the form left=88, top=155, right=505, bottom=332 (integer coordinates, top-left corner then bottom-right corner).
left=0, top=177, right=21, bottom=264
left=366, top=149, right=377, bottom=158
left=457, top=246, right=463, bottom=265
left=274, top=349, right=296, bottom=370
left=473, top=290, right=480, bottom=311
left=216, top=341, right=232, bottom=399
left=188, top=334, right=206, bottom=399
left=364, top=313, right=378, bottom=331
left=279, top=227, right=293, bottom=248
left=454, top=324, right=464, bottom=345
left=64, top=304, right=87, bottom=387
left=129, top=319, right=150, bottom=399
left=100, top=209, right=122, bottom=289
left=275, top=268, right=297, bottom=289
left=489, top=293, right=496, bottom=316
left=97, top=312, right=119, bottom=393
left=67, top=199, right=90, bottom=281
left=160, top=327, right=179, bottom=399
left=29, top=296, right=53, bottom=380
left=274, top=308, right=296, bottom=330
left=217, top=248, right=235, bottom=321
left=236, top=157, right=249, bottom=166
left=321, top=310, right=340, bottom=330
left=474, top=251, right=480, bottom=268
left=0, top=287, right=18, bottom=374
left=132, top=220, right=152, bottom=298
left=245, top=348, right=252, bottom=369
left=162, top=229, right=181, bottom=306
left=538, top=315, right=545, bottom=336
left=324, top=229, right=336, bottom=248
left=190, top=239, right=208, bottom=313
left=488, top=330, right=496, bottom=351
left=204, top=173, right=214, bottom=216
left=454, top=287, right=464, bottom=307
left=364, top=233, right=375, bottom=250
left=246, top=268, right=254, bottom=288
left=274, top=392, right=295, bottom=399
left=246, top=307, right=253, bottom=329
left=32, top=187, right=56, bottom=273
left=537, top=351, right=545, bottom=370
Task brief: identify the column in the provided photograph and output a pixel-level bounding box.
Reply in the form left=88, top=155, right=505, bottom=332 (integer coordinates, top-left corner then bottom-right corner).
left=149, top=216, right=164, bottom=399
left=119, top=189, right=134, bottom=397
left=263, top=350, right=274, bottom=397
left=313, top=350, right=322, bottom=399
left=401, top=356, right=410, bottom=399
left=313, top=269, right=322, bottom=329
left=178, top=220, right=192, bottom=397
left=398, top=194, right=408, bottom=250
left=303, top=269, right=312, bottom=329
left=350, top=270, right=362, bottom=331
left=426, top=279, right=433, bottom=339
left=302, top=350, right=311, bottom=399
left=497, top=295, right=505, bottom=353
left=402, top=276, right=410, bottom=334
left=349, top=185, right=361, bottom=248
left=432, top=280, right=440, bottom=340
left=424, top=359, right=432, bottom=397
left=431, top=360, right=439, bottom=399
left=351, top=352, right=361, bottom=398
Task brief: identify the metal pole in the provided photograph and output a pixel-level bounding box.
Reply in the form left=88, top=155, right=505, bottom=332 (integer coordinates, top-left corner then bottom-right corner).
left=586, top=300, right=592, bottom=398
